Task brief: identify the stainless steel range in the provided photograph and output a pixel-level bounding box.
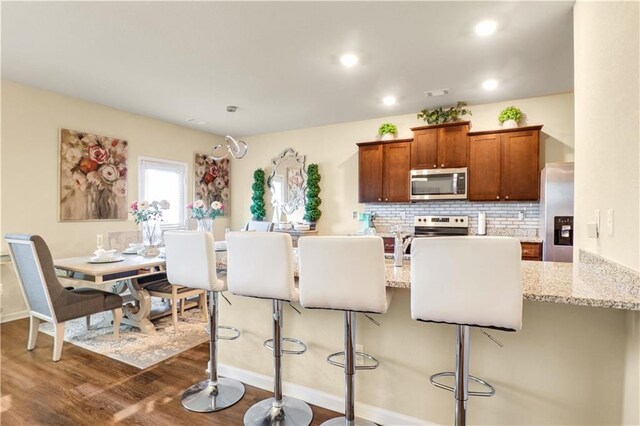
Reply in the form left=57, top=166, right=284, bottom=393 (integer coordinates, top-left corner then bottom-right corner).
left=414, top=215, right=469, bottom=237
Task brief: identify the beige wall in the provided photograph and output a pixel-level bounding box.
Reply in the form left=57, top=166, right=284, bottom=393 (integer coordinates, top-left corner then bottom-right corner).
left=574, top=2, right=640, bottom=424
left=574, top=1, right=639, bottom=271
left=0, top=80, right=224, bottom=320
left=230, top=93, right=574, bottom=233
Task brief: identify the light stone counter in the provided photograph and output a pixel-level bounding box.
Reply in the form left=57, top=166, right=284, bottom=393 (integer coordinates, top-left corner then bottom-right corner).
left=216, top=251, right=640, bottom=311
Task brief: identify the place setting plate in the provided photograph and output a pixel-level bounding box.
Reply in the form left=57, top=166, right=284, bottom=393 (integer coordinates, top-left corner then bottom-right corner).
left=88, top=256, right=126, bottom=264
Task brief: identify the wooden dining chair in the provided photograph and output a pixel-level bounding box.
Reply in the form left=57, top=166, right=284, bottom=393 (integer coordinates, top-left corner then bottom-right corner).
left=144, top=277, right=208, bottom=333
left=5, top=234, right=123, bottom=361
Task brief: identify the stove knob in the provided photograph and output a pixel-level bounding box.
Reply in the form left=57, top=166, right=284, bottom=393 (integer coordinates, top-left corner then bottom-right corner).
left=454, top=219, right=459, bottom=222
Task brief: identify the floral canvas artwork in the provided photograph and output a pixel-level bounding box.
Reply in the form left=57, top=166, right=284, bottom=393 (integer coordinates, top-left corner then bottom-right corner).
left=194, top=153, right=230, bottom=213
left=59, top=129, right=128, bottom=221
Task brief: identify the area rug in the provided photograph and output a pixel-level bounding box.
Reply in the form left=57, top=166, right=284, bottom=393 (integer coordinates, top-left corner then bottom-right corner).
left=39, top=299, right=209, bottom=369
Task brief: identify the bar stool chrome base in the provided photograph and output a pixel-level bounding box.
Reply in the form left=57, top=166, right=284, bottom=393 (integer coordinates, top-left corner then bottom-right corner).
left=182, top=377, right=245, bottom=412
left=244, top=396, right=313, bottom=426
left=320, top=416, right=377, bottom=426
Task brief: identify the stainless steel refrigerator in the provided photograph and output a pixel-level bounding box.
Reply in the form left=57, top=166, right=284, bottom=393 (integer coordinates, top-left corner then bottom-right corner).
left=539, top=162, right=574, bottom=262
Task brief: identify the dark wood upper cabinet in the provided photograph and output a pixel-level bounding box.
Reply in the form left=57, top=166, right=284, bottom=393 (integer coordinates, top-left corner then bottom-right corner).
left=357, top=139, right=412, bottom=203
left=357, top=143, right=384, bottom=202
left=501, top=129, right=540, bottom=201
left=383, top=142, right=411, bottom=202
left=411, top=121, right=470, bottom=169
left=468, top=125, right=542, bottom=202
left=411, top=128, right=438, bottom=169
left=468, top=133, right=502, bottom=201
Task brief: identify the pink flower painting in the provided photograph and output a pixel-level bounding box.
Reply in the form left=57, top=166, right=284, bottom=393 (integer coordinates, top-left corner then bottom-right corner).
left=59, top=129, right=128, bottom=220
left=194, top=153, right=229, bottom=214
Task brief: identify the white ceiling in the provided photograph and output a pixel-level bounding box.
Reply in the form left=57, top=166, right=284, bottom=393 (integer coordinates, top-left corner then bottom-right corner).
left=1, top=1, right=574, bottom=137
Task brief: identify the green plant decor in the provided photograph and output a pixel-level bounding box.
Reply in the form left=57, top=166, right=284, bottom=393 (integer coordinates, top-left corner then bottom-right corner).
left=378, top=123, right=398, bottom=136
left=303, top=163, right=322, bottom=223
left=417, top=101, right=472, bottom=125
left=250, top=168, right=266, bottom=221
left=498, top=106, right=523, bottom=124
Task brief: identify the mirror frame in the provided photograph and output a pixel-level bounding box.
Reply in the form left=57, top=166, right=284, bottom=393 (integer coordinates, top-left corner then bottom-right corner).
left=267, top=148, right=307, bottom=216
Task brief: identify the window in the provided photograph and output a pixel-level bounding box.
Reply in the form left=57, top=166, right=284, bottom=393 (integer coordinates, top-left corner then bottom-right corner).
left=138, top=157, right=188, bottom=229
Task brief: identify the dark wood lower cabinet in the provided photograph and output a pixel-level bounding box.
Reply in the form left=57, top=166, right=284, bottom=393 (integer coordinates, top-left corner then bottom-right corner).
left=521, top=242, right=542, bottom=261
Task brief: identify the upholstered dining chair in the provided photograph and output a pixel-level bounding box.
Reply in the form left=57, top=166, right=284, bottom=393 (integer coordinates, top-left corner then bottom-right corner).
left=5, top=234, right=123, bottom=362
left=244, top=221, right=275, bottom=232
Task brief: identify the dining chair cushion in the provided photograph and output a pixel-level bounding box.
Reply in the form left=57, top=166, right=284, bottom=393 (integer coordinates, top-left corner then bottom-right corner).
left=145, top=280, right=196, bottom=294
left=226, top=232, right=297, bottom=301
left=244, top=221, right=275, bottom=232
left=298, top=236, right=391, bottom=314
left=411, top=236, right=522, bottom=331
left=164, top=231, right=225, bottom=292
left=4, top=234, right=123, bottom=323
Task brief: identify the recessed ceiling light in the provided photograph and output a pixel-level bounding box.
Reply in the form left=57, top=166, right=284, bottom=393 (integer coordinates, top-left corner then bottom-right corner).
left=482, top=79, right=498, bottom=90
left=382, top=96, right=397, bottom=106
left=340, top=53, right=359, bottom=68
left=475, top=20, right=497, bottom=36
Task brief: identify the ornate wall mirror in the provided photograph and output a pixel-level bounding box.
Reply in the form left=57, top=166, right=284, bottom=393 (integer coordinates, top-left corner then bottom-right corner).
left=268, top=148, right=307, bottom=221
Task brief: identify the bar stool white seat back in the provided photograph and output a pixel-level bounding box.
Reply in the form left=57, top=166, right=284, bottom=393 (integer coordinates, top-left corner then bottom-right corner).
left=227, top=232, right=312, bottom=426
left=165, top=231, right=245, bottom=413
left=411, top=236, right=522, bottom=426
left=298, top=236, right=392, bottom=426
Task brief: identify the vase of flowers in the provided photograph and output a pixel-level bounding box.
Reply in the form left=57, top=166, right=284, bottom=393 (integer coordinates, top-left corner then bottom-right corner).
left=130, top=200, right=170, bottom=257
left=188, top=200, right=224, bottom=233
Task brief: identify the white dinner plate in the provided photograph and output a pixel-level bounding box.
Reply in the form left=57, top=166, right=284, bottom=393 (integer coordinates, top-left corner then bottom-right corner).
left=88, top=256, right=126, bottom=264
left=121, top=249, right=139, bottom=255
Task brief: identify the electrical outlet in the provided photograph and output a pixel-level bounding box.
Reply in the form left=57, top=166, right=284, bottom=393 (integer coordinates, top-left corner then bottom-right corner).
left=518, top=211, right=525, bottom=221
left=607, top=209, right=614, bottom=236
left=355, top=344, right=364, bottom=366
left=399, top=211, right=406, bottom=220
left=353, top=211, right=358, bottom=220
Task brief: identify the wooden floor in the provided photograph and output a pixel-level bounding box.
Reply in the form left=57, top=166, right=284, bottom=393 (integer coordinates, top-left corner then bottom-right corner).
left=0, top=318, right=338, bottom=425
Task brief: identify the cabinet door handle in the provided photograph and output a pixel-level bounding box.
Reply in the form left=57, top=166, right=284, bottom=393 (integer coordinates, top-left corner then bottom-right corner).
left=523, top=249, right=530, bottom=254
left=505, top=196, right=509, bottom=200
left=433, top=164, right=437, bottom=168
left=378, top=198, right=381, bottom=201
left=496, top=196, right=500, bottom=200
left=385, top=198, right=389, bottom=201
left=441, top=164, right=445, bottom=167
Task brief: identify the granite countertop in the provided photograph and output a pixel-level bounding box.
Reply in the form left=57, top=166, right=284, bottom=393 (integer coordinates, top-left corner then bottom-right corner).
left=216, top=250, right=639, bottom=311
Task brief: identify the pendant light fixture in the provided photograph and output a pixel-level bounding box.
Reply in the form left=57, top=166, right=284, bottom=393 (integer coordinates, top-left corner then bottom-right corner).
left=210, top=106, right=248, bottom=160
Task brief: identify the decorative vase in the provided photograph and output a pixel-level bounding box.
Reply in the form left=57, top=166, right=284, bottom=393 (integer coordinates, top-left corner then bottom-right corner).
left=501, top=119, right=518, bottom=129
left=380, top=133, right=396, bottom=141
left=140, top=220, right=161, bottom=257
left=197, top=218, right=214, bottom=233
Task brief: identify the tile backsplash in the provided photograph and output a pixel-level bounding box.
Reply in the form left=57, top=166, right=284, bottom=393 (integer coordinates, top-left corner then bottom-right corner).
left=365, top=200, right=539, bottom=236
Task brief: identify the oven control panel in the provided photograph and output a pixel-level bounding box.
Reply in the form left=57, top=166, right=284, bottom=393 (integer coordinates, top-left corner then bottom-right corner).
left=414, top=215, right=468, bottom=228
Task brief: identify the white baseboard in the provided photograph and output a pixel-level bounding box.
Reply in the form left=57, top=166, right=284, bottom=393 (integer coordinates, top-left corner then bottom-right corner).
left=0, top=309, right=28, bottom=323
left=218, top=364, right=433, bottom=426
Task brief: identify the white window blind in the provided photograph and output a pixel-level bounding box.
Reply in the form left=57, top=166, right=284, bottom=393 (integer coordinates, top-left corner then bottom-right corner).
left=138, top=157, right=187, bottom=229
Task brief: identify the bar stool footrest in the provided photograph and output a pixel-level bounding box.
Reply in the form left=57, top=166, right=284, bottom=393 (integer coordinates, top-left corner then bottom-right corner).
left=263, top=337, right=307, bottom=355
left=429, top=372, right=496, bottom=397
left=204, top=325, right=241, bottom=340
left=327, top=351, right=379, bottom=370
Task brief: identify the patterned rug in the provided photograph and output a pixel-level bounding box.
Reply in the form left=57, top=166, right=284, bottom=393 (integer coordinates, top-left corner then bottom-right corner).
left=39, top=299, right=209, bottom=369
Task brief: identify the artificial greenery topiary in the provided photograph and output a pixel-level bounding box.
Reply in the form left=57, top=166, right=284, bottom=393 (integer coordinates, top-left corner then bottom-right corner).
left=417, top=101, right=472, bottom=125
left=498, top=106, right=523, bottom=124
left=250, top=168, right=266, bottom=221
left=378, top=123, right=398, bottom=136
left=303, top=163, right=322, bottom=223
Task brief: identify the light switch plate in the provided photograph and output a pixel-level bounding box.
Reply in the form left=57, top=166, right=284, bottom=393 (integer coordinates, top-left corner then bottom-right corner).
left=607, top=209, right=614, bottom=236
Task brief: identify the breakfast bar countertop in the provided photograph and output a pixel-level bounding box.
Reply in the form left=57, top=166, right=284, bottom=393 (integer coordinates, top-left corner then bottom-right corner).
left=383, top=258, right=640, bottom=311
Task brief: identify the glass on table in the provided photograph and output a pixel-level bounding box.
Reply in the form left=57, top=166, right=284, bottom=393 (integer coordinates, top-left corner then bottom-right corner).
left=96, top=233, right=104, bottom=250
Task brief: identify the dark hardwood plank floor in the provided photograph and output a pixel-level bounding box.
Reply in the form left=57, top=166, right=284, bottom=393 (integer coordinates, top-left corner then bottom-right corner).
left=0, top=318, right=338, bottom=425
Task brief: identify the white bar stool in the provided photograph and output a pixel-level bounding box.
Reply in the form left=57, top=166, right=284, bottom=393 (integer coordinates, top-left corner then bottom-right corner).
left=227, top=232, right=313, bottom=426
left=164, top=231, right=245, bottom=412
left=298, top=236, right=393, bottom=426
left=411, top=236, right=522, bottom=426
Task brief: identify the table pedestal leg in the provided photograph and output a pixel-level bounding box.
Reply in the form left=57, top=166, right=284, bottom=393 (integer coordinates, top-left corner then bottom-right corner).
left=122, top=279, right=156, bottom=334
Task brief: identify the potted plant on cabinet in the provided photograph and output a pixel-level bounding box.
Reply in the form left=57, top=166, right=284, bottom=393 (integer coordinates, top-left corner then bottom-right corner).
left=498, top=106, right=523, bottom=129
left=303, top=163, right=321, bottom=230
left=378, top=123, right=398, bottom=141
left=417, top=101, right=472, bottom=125
left=250, top=168, right=267, bottom=221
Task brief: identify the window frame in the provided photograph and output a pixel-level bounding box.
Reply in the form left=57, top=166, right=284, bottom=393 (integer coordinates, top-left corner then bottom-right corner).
left=137, top=156, right=189, bottom=230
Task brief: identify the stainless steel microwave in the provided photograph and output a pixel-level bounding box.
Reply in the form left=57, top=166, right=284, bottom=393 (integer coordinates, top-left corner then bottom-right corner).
left=410, top=167, right=467, bottom=201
